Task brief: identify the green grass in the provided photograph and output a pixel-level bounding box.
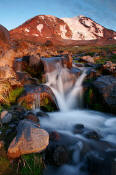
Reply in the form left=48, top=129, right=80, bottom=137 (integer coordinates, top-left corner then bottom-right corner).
left=3, top=87, right=24, bottom=107
left=19, top=154, right=44, bottom=175
left=8, top=87, right=24, bottom=104
left=57, top=44, right=116, bottom=55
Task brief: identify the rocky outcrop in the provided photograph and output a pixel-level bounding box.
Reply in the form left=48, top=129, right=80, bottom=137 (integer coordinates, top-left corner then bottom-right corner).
left=0, top=25, right=10, bottom=44
left=92, top=75, right=116, bottom=113
left=7, top=119, right=49, bottom=159
left=0, top=25, right=10, bottom=58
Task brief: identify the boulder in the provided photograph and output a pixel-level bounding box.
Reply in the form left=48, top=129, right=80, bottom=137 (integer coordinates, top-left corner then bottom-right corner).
left=52, top=146, right=69, bottom=166
left=80, top=55, right=95, bottom=63
left=92, top=75, right=116, bottom=113
left=0, top=111, right=12, bottom=124
left=85, top=150, right=116, bottom=175
left=102, top=61, right=116, bottom=74
left=45, top=145, right=69, bottom=166
left=73, top=124, right=84, bottom=134
left=7, top=119, right=49, bottom=159
left=49, top=131, right=60, bottom=141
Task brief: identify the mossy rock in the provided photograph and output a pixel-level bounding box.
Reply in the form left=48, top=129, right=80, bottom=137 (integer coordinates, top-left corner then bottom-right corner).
left=84, top=87, right=105, bottom=112
left=18, top=85, right=58, bottom=112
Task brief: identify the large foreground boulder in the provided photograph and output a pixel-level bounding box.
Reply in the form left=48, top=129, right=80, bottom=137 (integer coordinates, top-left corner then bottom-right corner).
left=7, top=119, right=49, bottom=159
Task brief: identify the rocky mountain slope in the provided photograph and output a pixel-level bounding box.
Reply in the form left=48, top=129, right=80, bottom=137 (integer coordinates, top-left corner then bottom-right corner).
left=10, top=15, right=116, bottom=45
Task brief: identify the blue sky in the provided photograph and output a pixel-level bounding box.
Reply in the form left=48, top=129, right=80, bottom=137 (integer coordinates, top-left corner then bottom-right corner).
left=0, top=0, right=116, bottom=31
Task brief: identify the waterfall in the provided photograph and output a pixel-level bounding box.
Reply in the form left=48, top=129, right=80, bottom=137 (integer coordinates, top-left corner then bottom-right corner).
left=46, top=63, right=86, bottom=111
left=40, top=58, right=116, bottom=175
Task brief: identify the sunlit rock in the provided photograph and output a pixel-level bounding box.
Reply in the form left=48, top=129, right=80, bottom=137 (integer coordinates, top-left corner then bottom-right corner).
left=7, top=119, right=49, bottom=159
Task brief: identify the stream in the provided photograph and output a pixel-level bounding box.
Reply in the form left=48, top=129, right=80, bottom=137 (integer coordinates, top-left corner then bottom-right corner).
left=34, top=60, right=116, bottom=175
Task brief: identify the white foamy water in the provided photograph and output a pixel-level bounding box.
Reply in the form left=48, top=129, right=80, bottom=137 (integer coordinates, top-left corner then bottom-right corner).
left=46, top=64, right=86, bottom=111
left=42, top=63, right=116, bottom=145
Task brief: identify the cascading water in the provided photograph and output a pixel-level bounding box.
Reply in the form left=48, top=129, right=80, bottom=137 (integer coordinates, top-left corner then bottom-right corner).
left=46, top=63, right=86, bottom=111
left=38, top=59, right=116, bottom=175
left=32, top=93, right=40, bottom=110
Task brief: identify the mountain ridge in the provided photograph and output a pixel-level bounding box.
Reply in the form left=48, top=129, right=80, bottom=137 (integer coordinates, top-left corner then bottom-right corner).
left=10, top=15, right=116, bottom=46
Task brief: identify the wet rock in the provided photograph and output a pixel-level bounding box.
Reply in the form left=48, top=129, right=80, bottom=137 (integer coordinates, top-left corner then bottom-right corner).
left=41, top=55, right=72, bottom=73
left=85, top=151, right=106, bottom=175
left=53, top=146, right=69, bottom=166
left=0, top=111, right=12, bottom=124
left=83, top=130, right=101, bottom=140
left=36, top=111, right=49, bottom=118
left=7, top=119, right=49, bottom=159
left=46, top=145, right=70, bottom=166
left=93, top=75, right=116, bottom=114
left=25, top=112, right=40, bottom=124
left=49, top=131, right=60, bottom=141
left=18, top=85, right=58, bottom=111
left=73, top=124, right=84, bottom=134
left=86, top=68, right=101, bottom=80
left=85, top=150, right=116, bottom=175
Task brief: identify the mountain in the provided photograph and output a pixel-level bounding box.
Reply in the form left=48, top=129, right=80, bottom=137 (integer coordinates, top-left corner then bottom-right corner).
left=10, top=15, right=116, bottom=46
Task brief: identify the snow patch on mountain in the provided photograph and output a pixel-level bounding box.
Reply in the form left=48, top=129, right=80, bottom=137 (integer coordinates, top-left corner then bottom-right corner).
left=25, top=28, right=30, bottom=32
left=37, top=24, right=43, bottom=33
left=61, top=16, right=104, bottom=40
left=60, top=25, right=69, bottom=39
left=33, top=34, right=39, bottom=37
